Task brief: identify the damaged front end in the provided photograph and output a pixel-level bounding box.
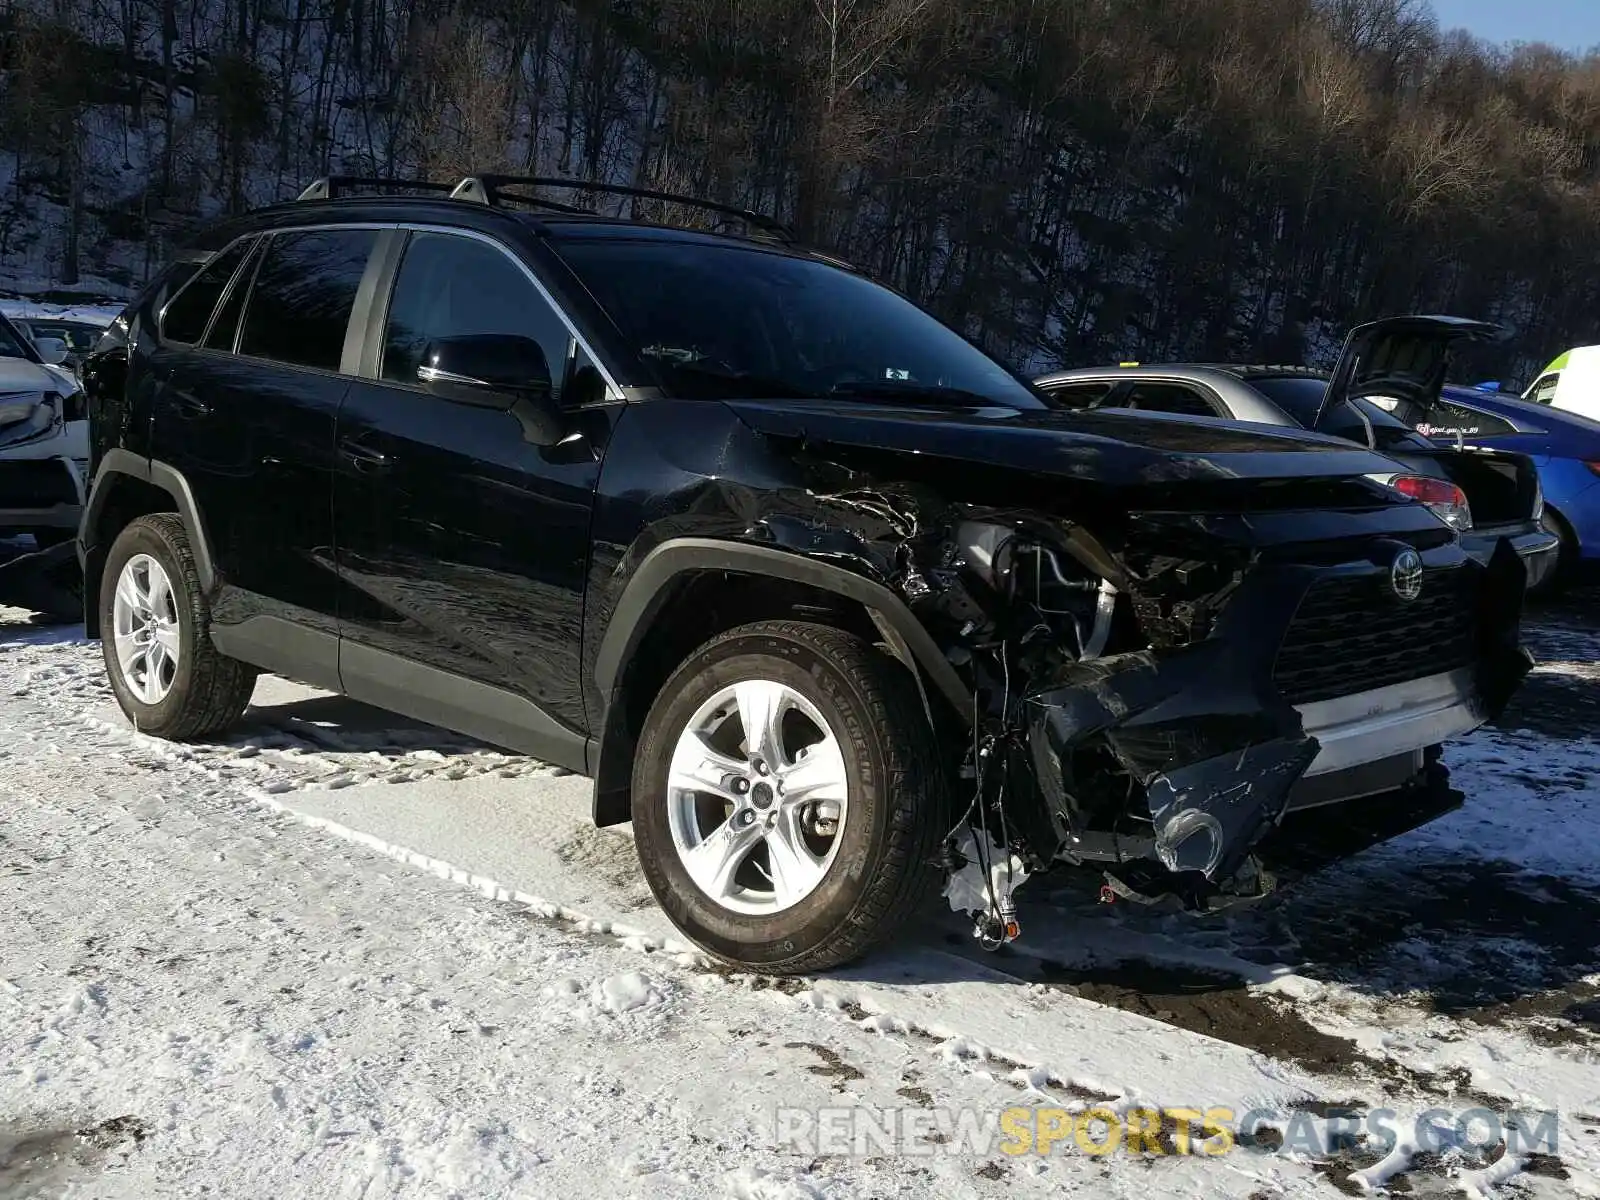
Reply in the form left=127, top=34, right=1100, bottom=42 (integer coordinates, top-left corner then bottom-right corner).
left=718, top=397, right=1533, bottom=945
left=907, top=491, right=1531, bottom=938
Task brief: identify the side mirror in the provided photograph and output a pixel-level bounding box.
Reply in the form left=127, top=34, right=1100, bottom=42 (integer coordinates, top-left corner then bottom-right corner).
left=34, top=336, right=69, bottom=366
left=417, top=334, right=564, bottom=445
left=83, top=345, right=129, bottom=405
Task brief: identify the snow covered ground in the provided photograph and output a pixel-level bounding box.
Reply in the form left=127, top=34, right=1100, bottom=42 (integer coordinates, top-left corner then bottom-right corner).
left=2, top=594, right=1599, bottom=1198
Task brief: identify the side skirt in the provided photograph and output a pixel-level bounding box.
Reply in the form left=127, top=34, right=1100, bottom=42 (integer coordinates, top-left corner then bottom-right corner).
left=210, top=614, right=591, bottom=774
left=340, top=640, right=591, bottom=774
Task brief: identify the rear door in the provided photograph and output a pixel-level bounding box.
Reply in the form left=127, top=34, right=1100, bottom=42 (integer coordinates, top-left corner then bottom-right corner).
left=332, top=227, right=618, bottom=765
left=151, top=226, right=379, bottom=683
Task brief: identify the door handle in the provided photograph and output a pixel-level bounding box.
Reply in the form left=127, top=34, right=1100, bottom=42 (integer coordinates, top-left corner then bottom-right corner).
left=338, top=437, right=392, bottom=472
left=170, top=392, right=213, bottom=418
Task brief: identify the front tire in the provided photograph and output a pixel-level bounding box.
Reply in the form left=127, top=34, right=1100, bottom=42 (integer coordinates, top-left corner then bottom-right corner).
left=631, top=620, right=949, bottom=974
left=100, top=514, right=257, bottom=740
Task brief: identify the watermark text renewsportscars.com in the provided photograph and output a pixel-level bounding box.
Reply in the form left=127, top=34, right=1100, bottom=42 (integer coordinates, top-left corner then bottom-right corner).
left=774, top=1103, right=1561, bottom=1159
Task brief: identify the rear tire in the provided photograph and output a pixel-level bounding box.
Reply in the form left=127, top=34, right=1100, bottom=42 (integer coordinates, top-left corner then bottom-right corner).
left=631, top=620, right=949, bottom=974
left=1531, top=507, right=1577, bottom=596
left=100, top=514, right=257, bottom=740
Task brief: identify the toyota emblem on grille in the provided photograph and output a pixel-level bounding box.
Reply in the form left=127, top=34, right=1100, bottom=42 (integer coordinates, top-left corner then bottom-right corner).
left=1390, top=547, right=1423, bottom=602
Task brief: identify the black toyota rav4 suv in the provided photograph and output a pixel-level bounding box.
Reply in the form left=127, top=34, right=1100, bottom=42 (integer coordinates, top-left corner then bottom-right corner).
left=78, top=176, right=1530, bottom=973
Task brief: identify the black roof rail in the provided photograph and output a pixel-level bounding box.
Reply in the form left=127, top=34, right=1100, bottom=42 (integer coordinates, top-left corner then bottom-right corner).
left=453, top=175, right=797, bottom=244
left=296, top=176, right=459, bottom=202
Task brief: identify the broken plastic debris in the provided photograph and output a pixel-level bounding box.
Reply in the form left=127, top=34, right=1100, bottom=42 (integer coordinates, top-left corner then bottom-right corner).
left=943, top=826, right=1029, bottom=948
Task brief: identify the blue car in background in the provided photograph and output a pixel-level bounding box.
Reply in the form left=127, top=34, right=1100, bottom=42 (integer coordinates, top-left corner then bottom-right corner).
left=1378, top=383, right=1600, bottom=587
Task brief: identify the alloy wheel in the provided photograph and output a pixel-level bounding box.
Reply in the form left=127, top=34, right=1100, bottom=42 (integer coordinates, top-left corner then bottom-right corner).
left=112, top=553, right=181, bottom=704
left=665, top=679, right=849, bottom=914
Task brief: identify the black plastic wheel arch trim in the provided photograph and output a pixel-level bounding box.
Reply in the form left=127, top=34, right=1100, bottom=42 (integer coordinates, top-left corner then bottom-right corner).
left=78, top=451, right=220, bottom=636
left=594, top=537, right=973, bottom=721
left=587, top=537, right=973, bottom=827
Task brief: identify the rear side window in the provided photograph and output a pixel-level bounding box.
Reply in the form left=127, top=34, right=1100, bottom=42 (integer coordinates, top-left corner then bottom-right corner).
left=1041, top=381, right=1115, bottom=409
left=239, top=229, right=378, bottom=372
left=161, top=242, right=250, bottom=345
left=202, top=241, right=262, bottom=353
left=1120, top=382, right=1220, bottom=418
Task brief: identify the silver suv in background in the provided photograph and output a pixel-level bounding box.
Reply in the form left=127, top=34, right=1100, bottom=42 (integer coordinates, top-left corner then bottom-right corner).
left=9, top=315, right=108, bottom=378
left=0, top=309, right=89, bottom=549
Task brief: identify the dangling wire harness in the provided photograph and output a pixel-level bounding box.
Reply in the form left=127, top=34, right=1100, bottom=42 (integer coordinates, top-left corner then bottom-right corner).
left=942, top=646, right=1028, bottom=950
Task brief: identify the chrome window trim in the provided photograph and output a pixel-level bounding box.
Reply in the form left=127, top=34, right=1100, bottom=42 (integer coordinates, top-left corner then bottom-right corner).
left=196, top=236, right=264, bottom=354
left=157, top=219, right=624, bottom=399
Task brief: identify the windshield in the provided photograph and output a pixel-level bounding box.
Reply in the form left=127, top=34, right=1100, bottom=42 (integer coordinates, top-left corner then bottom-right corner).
left=554, top=238, right=1045, bottom=408
left=1526, top=374, right=1559, bottom=406
left=0, top=313, right=37, bottom=361
left=28, top=322, right=100, bottom=353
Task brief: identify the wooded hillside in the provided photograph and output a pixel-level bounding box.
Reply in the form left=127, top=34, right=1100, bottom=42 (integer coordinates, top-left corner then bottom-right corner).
left=3, top=0, right=1598, bottom=378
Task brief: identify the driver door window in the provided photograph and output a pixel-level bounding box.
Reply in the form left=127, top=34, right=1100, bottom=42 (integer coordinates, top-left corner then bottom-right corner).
left=381, top=232, right=573, bottom=403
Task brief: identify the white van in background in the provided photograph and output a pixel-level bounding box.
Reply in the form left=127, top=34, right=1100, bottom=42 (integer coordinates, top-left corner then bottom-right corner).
left=1524, top=345, right=1600, bottom=422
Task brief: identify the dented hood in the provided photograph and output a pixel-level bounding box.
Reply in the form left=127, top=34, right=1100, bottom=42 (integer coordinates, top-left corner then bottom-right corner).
left=1315, top=315, right=1499, bottom=430
left=725, top=398, right=1409, bottom=485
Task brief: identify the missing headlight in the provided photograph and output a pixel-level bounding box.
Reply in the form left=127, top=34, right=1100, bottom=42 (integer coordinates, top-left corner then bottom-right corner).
left=954, top=520, right=1117, bottom=660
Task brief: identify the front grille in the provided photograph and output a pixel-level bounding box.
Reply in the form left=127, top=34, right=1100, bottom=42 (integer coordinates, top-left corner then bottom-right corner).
left=1273, top=567, right=1477, bottom=705
left=0, top=458, right=78, bottom=509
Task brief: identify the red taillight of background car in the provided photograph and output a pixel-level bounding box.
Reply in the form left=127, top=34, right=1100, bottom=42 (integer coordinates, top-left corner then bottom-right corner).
left=1584, top=460, right=1600, bottom=479
left=1388, top=474, right=1473, bottom=531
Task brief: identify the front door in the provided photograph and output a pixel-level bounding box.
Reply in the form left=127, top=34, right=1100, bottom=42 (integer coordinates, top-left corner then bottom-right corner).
left=333, top=229, right=614, bottom=767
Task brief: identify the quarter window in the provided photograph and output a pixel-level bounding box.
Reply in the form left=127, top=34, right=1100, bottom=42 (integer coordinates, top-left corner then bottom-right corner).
left=380, top=232, right=573, bottom=403
left=202, top=242, right=261, bottom=353
left=161, top=241, right=251, bottom=345
left=1412, top=399, right=1517, bottom=438
left=238, top=229, right=378, bottom=373
left=1528, top=374, right=1559, bottom=406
